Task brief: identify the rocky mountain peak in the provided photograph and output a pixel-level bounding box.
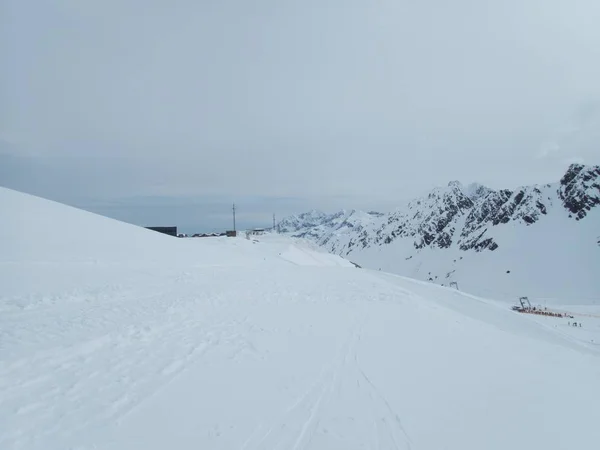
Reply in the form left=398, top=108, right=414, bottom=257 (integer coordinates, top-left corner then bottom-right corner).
left=279, top=164, right=599, bottom=256
left=464, top=183, right=494, bottom=201
left=558, top=163, right=600, bottom=220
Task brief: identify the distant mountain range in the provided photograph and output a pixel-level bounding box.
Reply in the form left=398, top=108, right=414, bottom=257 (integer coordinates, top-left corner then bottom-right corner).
left=278, top=164, right=600, bottom=301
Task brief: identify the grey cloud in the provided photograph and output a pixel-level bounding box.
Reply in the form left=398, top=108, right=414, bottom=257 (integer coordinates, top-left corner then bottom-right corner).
left=2, top=0, right=600, bottom=229
left=538, top=100, right=600, bottom=165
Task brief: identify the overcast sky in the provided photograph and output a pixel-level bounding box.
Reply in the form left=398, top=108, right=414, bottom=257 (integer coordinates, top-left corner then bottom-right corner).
left=2, top=0, right=599, bottom=232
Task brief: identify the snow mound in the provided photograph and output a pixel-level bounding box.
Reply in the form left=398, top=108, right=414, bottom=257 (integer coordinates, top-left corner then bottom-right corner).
left=0, top=187, right=351, bottom=303
left=0, top=187, right=180, bottom=263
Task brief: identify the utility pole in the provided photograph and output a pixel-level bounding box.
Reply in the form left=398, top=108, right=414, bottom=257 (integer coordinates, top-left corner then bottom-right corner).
left=232, top=203, right=236, bottom=232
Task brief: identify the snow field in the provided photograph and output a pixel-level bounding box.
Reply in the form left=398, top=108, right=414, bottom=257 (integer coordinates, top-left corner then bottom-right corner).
left=2, top=187, right=600, bottom=450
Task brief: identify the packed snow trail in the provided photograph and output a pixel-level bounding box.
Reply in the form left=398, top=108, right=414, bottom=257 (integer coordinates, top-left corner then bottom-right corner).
left=3, top=265, right=600, bottom=450
left=2, top=187, right=600, bottom=450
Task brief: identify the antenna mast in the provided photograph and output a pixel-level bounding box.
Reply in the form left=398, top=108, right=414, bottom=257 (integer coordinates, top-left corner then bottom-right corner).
left=232, top=203, right=236, bottom=232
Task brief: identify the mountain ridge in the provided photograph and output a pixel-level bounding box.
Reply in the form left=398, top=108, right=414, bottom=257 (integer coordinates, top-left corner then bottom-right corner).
left=279, top=164, right=599, bottom=253
left=278, top=164, right=600, bottom=299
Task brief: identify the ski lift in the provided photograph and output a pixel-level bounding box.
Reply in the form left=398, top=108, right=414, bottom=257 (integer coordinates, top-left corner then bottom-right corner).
left=519, top=296, right=531, bottom=311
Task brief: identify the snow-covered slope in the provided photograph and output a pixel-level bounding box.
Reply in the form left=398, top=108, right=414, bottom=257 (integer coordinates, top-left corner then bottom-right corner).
left=2, top=187, right=600, bottom=450
left=279, top=164, right=600, bottom=301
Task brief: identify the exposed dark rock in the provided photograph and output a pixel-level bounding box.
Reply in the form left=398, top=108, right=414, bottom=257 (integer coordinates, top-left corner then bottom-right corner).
left=279, top=163, right=599, bottom=258
left=558, top=164, right=600, bottom=220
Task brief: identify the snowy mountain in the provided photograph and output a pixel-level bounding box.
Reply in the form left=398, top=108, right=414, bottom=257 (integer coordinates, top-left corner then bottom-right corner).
left=2, top=186, right=600, bottom=449
left=278, top=209, right=382, bottom=237
left=279, top=164, right=600, bottom=300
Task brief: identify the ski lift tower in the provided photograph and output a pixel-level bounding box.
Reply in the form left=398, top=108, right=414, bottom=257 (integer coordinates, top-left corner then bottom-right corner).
left=519, top=296, right=532, bottom=312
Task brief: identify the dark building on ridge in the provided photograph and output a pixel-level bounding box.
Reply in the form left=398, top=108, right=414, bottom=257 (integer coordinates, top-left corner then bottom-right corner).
left=145, top=226, right=177, bottom=237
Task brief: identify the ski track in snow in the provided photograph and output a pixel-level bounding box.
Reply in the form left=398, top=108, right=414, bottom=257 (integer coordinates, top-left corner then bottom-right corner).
left=3, top=261, right=600, bottom=450
left=0, top=275, right=261, bottom=450
left=243, top=315, right=412, bottom=450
